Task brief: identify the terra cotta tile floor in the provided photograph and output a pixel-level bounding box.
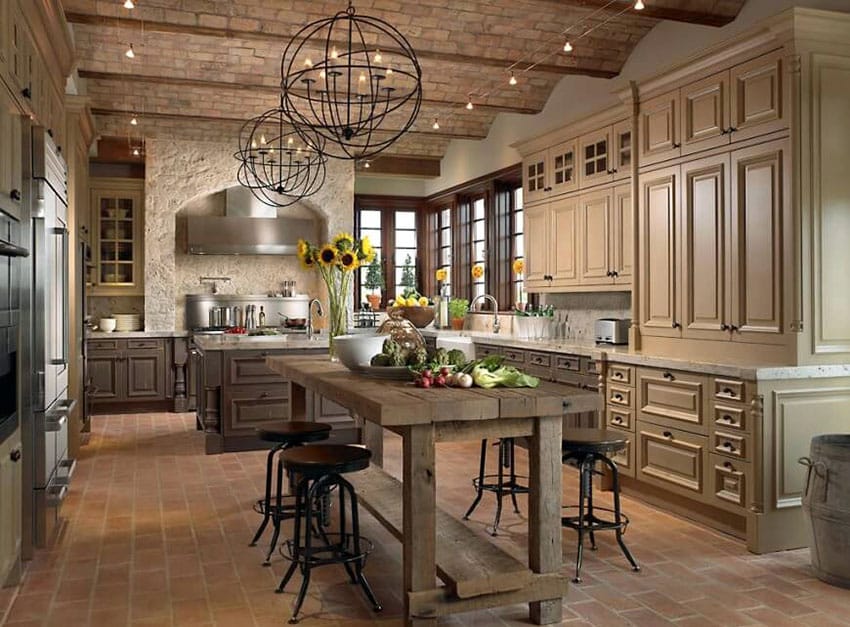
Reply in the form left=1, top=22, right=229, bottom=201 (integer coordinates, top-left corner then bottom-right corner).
left=1, top=413, right=848, bottom=626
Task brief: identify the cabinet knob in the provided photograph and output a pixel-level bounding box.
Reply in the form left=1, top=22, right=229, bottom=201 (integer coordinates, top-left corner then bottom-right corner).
left=721, top=128, right=729, bottom=135
left=722, top=387, right=735, bottom=396
left=729, top=127, right=738, bottom=133
left=721, top=442, right=736, bottom=451
left=662, top=371, right=674, bottom=381
left=10, top=449, right=22, bottom=462
left=723, top=461, right=734, bottom=469
left=671, top=321, right=681, bottom=329
left=21, top=87, right=31, bottom=99
left=611, top=270, right=619, bottom=278
left=10, top=189, right=21, bottom=201
left=672, top=142, right=681, bottom=149
left=722, top=415, right=734, bottom=423
left=720, top=323, right=729, bottom=331
left=613, top=393, right=624, bottom=402
left=613, top=416, right=623, bottom=424
left=729, top=325, right=739, bottom=332
left=662, top=431, right=674, bottom=439
left=47, top=129, right=54, bottom=138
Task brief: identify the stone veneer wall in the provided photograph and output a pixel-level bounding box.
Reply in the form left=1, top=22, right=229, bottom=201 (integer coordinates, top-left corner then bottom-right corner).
left=144, top=138, right=354, bottom=331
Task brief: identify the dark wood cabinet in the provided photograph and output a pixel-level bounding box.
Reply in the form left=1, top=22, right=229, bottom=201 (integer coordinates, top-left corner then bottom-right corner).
left=87, top=338, right=169, bottom=412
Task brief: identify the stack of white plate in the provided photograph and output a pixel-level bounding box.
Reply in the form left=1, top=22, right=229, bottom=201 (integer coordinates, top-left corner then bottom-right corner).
left=113, top=313, right=142, bottom=332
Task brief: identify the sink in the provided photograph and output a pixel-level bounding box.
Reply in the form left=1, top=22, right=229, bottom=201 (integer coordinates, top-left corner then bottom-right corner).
left=435, top=335, right=475, bottom=361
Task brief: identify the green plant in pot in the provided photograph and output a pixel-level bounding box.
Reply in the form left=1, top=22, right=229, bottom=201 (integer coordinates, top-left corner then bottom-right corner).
left=363, top=256, right=384, bottom=310
left=448, top=298, right=469, bottom=330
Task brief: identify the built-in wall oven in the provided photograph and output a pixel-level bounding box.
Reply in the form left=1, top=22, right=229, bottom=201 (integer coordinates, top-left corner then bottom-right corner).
left=29, top=126, right=74, bottom=546
left=0, top=210, right=28, bottom=446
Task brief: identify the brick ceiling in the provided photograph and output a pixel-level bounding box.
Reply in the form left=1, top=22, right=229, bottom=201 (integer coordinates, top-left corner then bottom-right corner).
left=64, top=0, right=746, bottom=169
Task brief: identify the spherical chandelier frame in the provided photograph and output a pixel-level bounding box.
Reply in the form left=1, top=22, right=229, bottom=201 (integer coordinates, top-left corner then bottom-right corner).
left=280, top=3, right=423, bottom=160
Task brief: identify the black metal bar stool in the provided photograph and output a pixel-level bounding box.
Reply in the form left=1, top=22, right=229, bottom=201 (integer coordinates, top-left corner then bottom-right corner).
left=276, top=444, right=382, bottom=624
left=463, top=438, right=529, bottom=535
left=249, top=422, right=332, bottom=565
left=561, top=428, right=640, bottom=583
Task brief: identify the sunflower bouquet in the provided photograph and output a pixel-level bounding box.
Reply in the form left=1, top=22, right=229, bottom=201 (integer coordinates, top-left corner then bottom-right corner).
left=297, top=233, right=374, bottom=358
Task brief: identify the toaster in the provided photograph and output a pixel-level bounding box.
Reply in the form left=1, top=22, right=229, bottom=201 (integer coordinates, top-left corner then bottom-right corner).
left=594, top=318, right=629, bottom=345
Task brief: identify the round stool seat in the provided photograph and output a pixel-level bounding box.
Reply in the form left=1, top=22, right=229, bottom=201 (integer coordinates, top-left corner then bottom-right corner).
left=256, top=421, right=332, bottom=445
left=283, top=444, right=371, bottom=477
left=562, top=428, right=627, bottom=455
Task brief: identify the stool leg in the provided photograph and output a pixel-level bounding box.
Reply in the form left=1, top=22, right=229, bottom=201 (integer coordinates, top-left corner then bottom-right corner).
left=250, top=444, right=280, bottom=547
left=508, top=438, right=522, bottom=514
left=345, top=478, right=382, bottom=612
left=573, top=456, right=591, bottom=583
left=587, top=454, right=597, bottom=551
left=264, top=452, right=287, bottom=565
left=276, top=478, right=306, bottom=594
left=289, top=477, right=322, bottom=624
left=463, top=440, right=488, bottom=520
left=490, top=440, right=507, bottom=535
left=607, top=457, right=640, bottom=573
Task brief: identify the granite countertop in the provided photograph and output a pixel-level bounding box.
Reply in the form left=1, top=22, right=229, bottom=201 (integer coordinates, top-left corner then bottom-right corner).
left=87, top=330, right=190, bottom=339
left=193, top=333, right=329, bottom=351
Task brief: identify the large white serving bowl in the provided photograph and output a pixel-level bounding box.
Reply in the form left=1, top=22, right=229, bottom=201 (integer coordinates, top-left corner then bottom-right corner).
left=332, top=333, right=386, bottom=371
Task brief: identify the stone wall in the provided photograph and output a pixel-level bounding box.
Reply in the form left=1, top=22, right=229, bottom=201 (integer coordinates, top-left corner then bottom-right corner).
left=143, top=138, right=354, bottom=330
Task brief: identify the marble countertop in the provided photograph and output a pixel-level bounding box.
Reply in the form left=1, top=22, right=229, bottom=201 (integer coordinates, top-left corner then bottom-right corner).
left=193, top=333, right=329, bottom=351
left=87, top=330, right=190, bottom=339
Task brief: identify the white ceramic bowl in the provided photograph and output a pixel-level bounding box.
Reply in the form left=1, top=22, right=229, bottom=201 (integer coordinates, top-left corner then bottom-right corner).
left=332, top=333, right=386, bottom=371
left=99, top=318, right=117, bottom=333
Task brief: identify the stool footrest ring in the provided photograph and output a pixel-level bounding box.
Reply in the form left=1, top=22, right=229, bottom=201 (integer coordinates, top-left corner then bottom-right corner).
left=561, top=505, right=630, bottom=534
left=472, top=474, right=530, bottom=495
left=279, top=533, right=374, bottom=569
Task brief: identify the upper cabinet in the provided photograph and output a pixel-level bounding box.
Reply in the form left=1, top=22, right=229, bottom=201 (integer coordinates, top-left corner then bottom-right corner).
left=90, top=178, right=145, bottom=296
left=0, top=86, right=23, bottom=215
left=8, top=3, right=31, bottom=101
left=522, top=138, right=578, bottom=204
left=639, top=90, right=680, bottom=167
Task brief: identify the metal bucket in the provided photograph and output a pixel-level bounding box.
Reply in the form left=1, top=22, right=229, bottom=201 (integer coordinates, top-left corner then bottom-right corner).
left=799, top=434, right=850, bottom=588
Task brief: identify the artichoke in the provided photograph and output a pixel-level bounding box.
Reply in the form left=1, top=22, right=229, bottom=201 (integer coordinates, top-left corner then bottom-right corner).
left=407, top=346, right=428, bottom=367
left=370, top=353, right=392, bottom=367
left=447, top=349, right=468, bottom=368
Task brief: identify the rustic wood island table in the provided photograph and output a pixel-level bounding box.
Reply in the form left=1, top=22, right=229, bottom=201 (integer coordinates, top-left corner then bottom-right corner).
left=266, top=356, right=599, bottom=626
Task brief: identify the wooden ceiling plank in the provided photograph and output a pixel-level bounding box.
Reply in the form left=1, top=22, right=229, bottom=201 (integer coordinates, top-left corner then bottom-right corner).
left=550, top=0, right=739, bottom=27
left=64, top=11, right=619, bottom=78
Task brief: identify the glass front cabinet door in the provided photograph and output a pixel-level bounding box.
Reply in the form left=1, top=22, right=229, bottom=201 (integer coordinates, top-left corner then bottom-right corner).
left=90, top=178, right=144, bottom=295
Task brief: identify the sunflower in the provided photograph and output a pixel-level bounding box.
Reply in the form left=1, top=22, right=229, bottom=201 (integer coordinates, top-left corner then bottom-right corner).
left=471, top=264, right=485, bottom=279
left=339, top=251, right=359, bottom=271
left=435, top=268, right=448, bottom=282
left=318, top=244, right=338, bottom=267
left=299, top=251, right=316, bottom=270
left=332, top=232, right=354, bottom=252
left=359, top=235, right=373, bottom=259
left=512, top=259, right=525, bottom=275
left=297, top=238, right=309, bottom=259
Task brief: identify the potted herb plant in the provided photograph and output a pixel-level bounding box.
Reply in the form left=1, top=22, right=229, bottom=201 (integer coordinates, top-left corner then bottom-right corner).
left=448, top=298, right=469, bottom=330
left=363, top=256, right=384, bottom=310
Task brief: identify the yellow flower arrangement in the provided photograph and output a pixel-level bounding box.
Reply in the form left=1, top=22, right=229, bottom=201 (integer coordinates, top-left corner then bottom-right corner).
left=435, top=268, right=448, bottom=282
left=471, top=264, right=485, bottom=280
left=296, top=233, right=374, bottom=359
left=512, top=258, right=525, bottom=275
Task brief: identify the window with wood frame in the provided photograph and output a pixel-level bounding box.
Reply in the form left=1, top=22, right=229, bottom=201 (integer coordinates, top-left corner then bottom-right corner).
left=354, top=196, right=423, bottom=308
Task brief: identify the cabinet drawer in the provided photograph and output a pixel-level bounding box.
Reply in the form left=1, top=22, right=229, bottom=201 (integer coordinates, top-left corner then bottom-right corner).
left=88, top=339, right=121, bottom=351
left=475, top=344, right=501, bottom=359
left=527, top=352, right=551, bottom=368
left=637, top=368, right=708, bottom=435
left=637, top=422, right=707, bottom=497
left=555, top=354, right=581, bottom=373
left=712, top=430, right=749, bottom=461
left=228, top=351, right=288, bottom=385
left=713, top=404, right=748, bottom=432
left=713, top=378, right=748, bottom=404
left=127, top=339, right=162, bottom=350
left=606, top=407, right=633, bottom=432
left=607, top=364, right=633, bottom=386
left=607, top=385, right=632, bottom=408
left=608, top=424, right=634, bottom=478
left=502, top=348, right=525, bottom=365
left=582, top=357, right=600, bottom=376
left=225, top=385, right=290, bottom=435
left=709, top=454, right=751, bottom=512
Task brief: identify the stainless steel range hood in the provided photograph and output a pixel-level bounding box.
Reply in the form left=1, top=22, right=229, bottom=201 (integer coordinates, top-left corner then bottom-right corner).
left=186, top=187, right=318, bottom=255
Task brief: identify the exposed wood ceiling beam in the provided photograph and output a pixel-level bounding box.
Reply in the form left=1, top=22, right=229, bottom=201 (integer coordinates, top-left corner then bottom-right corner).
left=65, top=12, right=618, bottom=79
left=550, top=0, right=736, bottom=27
left=358, top=155, right=441, bottom=178
left=90, top=108, right=487, bottom=141
left=78, top=70, right=541, bottom=116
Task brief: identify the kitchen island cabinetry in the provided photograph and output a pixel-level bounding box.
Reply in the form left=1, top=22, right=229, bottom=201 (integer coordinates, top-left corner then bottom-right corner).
left=193, top=336, right=357, bottom=454
left=87, top=338, right=171, bottom=412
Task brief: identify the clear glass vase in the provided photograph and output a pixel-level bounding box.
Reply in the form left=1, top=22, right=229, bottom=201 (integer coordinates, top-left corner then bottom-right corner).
left=325, top=271, right=351, bottom=362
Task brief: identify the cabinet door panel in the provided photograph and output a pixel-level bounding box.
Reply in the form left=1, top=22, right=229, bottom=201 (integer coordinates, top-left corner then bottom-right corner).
left=611, top=184, right=633, bottom=286
left=550, top=139, right=578, bottom=196
left=612, top=119, right=632, bottom=181
left=225, top=385, right=290, bottom=436
left=639, top=90, right=680, bottom=166
left=681, top=155, right=730, bottom=340
left=550, top=196, right=579, bottom=286
left=579, top=128, right=613, bottom=188
left=579, top=190, right=611, bottom=284
left=638, top=167, right=680, bottom=336
left=523, top=150, right=548, bottom=205
left=0, top=432, right=23, bottom=584
left=228, top=351, right=288, bottom=385
left=524, top=205, right=549, bottom=288
left=709, top=454, right=751, bottom=512
left=87, top=353, right=122, bottom=400
left=730, top=51, right=786, bottom=141
left=126, top=350, right=166, bottom=399
left=608, top=425, right=634, bottom=478
left=637, top=423, right=706, bottom=497
left=681, top=71, right=730, bottom=155
left=730, top=141, right=788, bottom=344
left=637, top=368, right=708, bottom=434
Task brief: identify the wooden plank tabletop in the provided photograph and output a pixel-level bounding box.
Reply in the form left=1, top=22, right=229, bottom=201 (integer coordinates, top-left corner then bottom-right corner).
left=266, top=356, right=585, bottom=426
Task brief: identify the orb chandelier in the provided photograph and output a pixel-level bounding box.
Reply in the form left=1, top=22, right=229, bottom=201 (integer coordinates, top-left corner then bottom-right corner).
left=280, top=1, right=423, bottom=160
left=234, top=100, right=327, bottom=207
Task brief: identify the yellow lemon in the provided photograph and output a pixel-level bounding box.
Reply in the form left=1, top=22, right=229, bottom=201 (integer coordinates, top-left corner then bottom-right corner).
left=418, top=297, right=429, bottom=307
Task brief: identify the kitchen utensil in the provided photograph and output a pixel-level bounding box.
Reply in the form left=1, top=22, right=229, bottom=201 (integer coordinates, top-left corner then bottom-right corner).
left=278, top=314, right=308, bottom=328
left=331, top=333, right=386, bottom=371
left=99, top=317, right=116, bottom=333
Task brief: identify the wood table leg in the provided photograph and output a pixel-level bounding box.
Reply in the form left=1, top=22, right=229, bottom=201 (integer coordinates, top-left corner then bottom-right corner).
left=402, top=424, right=437, bottom=626
left=362, top=421, right=384, bottom=467
left=528, top=414, right=564, bottom=624
left=289, top=382, right=306, bottom=421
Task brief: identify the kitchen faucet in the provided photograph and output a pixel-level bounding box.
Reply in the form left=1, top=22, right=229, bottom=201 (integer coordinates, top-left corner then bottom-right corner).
left=470, top=294, right=500, bottom=334
left=199, top=276, right=230, bottom=295
left=306, top=298, right=324, bottom=340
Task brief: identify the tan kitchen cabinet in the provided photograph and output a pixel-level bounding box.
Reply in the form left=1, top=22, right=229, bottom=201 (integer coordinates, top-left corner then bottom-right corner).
left=90, top=178, right=145, bottom=295
left=7, top=3, right=31, bottom=100
left=522, top=138, right=578, bottom=205
left=639, top=89, right=680, bottom=166
left=680, top=51, right=786, bottom=156
left=578, top=184, right=632, bottom=288
left=524, top=195, right=580, bottom=291
left=636, top=422, right=707, bottom=499
left=0, top=86, right=23, bottom=213
left=0, top=429, right=23, bottom=586
left=578, top=119, right=632, bottom=188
